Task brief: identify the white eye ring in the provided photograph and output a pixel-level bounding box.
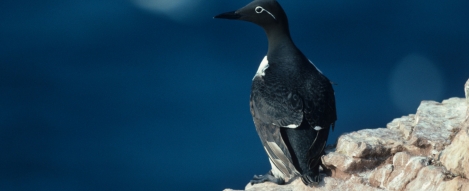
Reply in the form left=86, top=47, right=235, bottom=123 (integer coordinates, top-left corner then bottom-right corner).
left=255, top=6, right=264, bottom=14
left=254, top=6, right=276, bottom=20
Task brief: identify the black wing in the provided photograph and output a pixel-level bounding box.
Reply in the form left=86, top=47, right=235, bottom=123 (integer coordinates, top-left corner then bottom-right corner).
left=250, top=75, right=304, bottom=128
left=301, top=74, right=337, bottom=168
left=250, top=90, right=300, bottom=178
left=249, top=68, right=307, bottom=178
left=303, top=75, right=337, bottom=132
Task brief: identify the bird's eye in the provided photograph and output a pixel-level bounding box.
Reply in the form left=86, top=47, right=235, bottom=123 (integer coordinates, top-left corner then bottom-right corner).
left=254, top=6, right=277, bottom=20
left=255, top=6, right=263, bottom=14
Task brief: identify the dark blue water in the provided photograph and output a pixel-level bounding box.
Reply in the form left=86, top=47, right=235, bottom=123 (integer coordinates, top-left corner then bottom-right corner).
left=1, top=0, right=468, bottom=190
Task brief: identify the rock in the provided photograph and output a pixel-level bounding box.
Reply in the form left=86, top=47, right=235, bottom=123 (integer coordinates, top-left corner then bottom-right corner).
left=226, top=78, right=469, bottom=191
left=405, top=165, right=446, bottom=191
left=440, top=110, right=469, bottom=179
left=436, top=177, right=469, bottom=191
left=387, top=115, right=414, bottom=140
left=323, top=128, right=406, bottom=177
left=369, top=152, right=430, bottom=190
left=439, top=78, right=469, bottom=180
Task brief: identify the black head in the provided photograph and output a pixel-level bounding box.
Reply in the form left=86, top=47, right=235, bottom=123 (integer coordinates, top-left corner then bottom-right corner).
left=214, top=0, right=288, bottom=30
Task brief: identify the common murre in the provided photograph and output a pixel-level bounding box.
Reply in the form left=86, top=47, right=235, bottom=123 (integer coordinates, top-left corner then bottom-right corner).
left=215, top=0, right=337, bottom=186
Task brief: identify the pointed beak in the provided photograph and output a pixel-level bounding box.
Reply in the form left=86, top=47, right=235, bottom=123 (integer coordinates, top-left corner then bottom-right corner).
left=214, top=11, right=241, bottom=20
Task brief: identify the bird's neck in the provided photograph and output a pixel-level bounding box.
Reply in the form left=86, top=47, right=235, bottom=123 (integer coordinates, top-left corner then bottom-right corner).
left=264, top=26, right=300, bottom=58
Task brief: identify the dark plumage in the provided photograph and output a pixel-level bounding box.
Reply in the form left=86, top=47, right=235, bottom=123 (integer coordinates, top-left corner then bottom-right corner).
left=215, top=0, right=337, bottom=186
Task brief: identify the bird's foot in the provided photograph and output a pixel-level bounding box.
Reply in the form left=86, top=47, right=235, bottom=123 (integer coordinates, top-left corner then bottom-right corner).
left=249, top=171, right=285, bottom=185
left=301, top=172, right=325, bottom=186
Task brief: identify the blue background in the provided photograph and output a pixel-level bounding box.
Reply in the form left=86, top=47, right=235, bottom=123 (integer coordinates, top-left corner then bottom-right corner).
left=1, top=0, right=468, bottom=190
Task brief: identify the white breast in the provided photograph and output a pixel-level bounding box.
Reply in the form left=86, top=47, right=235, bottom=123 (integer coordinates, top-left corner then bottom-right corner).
left=253, top=56, right=269, bottom=80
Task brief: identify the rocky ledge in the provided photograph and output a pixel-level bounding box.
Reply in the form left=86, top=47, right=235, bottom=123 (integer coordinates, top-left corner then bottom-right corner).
left=225, top=78, right=469, bottom=191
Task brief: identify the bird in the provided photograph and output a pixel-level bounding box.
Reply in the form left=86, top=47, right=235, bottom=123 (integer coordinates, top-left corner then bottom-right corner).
left=214, top=0, right=337, bottom=186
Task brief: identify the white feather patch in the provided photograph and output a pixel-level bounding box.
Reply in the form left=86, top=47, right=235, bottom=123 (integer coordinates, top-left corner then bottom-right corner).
left=314, top=126, right=323, bottom=131
left=285, top=124, right=299, bottom=128
left=253, top=56, right=269, bottom=80
left=269, top=159, right=284, bottom=178
left=264, top=146, right=287, bottom=178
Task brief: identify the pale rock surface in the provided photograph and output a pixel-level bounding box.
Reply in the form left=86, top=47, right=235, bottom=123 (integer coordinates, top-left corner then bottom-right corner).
left=225, top=78, right=469, bottom=191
